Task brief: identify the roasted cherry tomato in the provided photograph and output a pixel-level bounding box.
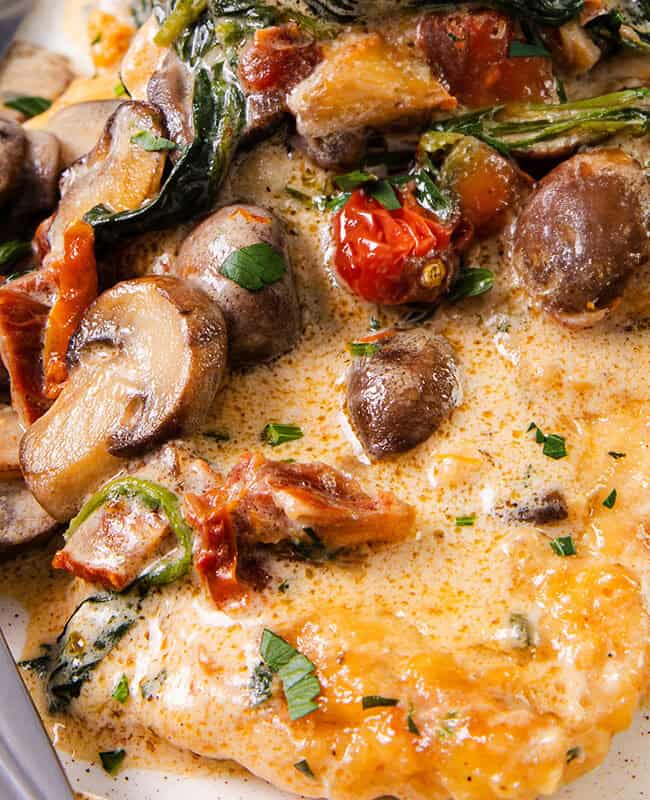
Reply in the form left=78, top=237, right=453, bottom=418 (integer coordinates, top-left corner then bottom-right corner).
left=417, top=10, right=555, bottom=107
left=333, top=189, right=457, bottom=306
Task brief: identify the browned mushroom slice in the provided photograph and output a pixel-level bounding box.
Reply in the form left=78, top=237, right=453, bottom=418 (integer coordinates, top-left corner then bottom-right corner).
left=174, top=204, right=301, bottom=367
left=0, top=480, right=58, bottom=557
left=0, top=41, right=74, bottom=120
left=147, top=51, right=194, bottom=157
left=45, top=100, right=122, bottom=167
left=511, top=149, right=650, bottom=326
left=0, top=114, right=26, bottom=207
left=347, top=329, right=463, bottom=459
left=11, top=130, right=62, bottom=220
left=0, top=405, right=22, bottom=479
left=223, top=453, right=415, bottom=550
left=20, top=276, right=228, bottom=522
left=46, top=101, right=167, bottom=263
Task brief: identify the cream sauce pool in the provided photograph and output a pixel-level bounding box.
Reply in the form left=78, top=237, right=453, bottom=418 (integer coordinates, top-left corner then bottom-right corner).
left=2, top=12, right=650, bottom=799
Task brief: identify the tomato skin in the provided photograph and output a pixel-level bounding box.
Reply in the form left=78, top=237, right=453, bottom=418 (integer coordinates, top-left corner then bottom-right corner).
left=333, top=190, right=456, bottom=306
left=417, top=10, right=554, bottom=107
left=239, top=23, right=322, bottom=94
left=43, top=220, right=98, bottom=400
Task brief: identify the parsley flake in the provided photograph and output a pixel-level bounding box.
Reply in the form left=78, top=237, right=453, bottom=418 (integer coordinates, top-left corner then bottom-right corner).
left=259, top=630, right=321, bottom=720
left=449, top=268, right=494, bottom=303
left=407, top=704, right=420, bottom=735
left=528, top=424, right=567, bottom=459
left=4, top=95, right=51, bottom=118
left=348, top=341, right=381, bottom=357
left=608, top=451, right=626, bottom=459
left=294, top=759, right=315, bottom=779
left=550, top=536, right=576, bottom=557
left=455, top=515, right=475, bottom=527
left=602, top=489, right=617, bottom=509
left=99, top=749, right=126, bottom=774
left=362, top=696, right=399, bottom=709
left=566, top=746, right=581, bottom=764
left=131, top=130, right=178, bottom=151
left=222, top=242, right=287, bottom=292
left=112, top=674, right=129, bottom=703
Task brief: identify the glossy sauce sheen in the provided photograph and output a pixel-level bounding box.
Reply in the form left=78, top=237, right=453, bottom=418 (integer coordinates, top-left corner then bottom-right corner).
left=3, top=14, right=650, bottom=797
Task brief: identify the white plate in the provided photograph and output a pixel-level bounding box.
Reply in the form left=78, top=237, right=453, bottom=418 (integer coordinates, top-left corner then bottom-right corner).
left=5, top=2, right=650, bottom=798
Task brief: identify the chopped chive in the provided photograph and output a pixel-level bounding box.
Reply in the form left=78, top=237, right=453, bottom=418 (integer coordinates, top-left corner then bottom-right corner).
left=455, top=515, right=475, bottom=527
left=262, top=423, right=304, bottom=447
left=4, top=95, right=51, bottom=118
left=602, top=489, right=617, bottom=509
left=114, top=81, right=128, bottom=97
left=407, top=704, right=420, bottom=735
left=566, top=746, right=581, bottom=763
left=550, top=536, right=576, bottom=557
left=362, top=695, right=399, bottom=709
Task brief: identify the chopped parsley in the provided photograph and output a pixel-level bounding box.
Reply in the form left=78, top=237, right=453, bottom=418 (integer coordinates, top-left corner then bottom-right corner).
left=259, top=629, right=321, bottom=720
left=366, top=179, right=401, bottom=210
left=528, top=423, right=567, bottom=460
left=407, top=704, right=420, bottom=735
left=250, top=662, right=274, bottom=707
left=455, top=515, right=475, bottom=527
left=602, top=489, right=617, bottom=509
left=362, top=695, right=399, bottom=709
left=278, top=579, right=290, bottom=593
left=131, top=130, right=178, bottom=151
left=202, top=429, right=230, bottom=442
left=608, top=451, right=626, bottom=459
left=348, top=341, right=381, bottom=357
left=334, top=170, right=377, bottom=192
left=114, top=81, right=128, bottom=97
left=294, top=759, right=315, bottom=779
left=566, top=746, right=581, bottom=764
left=4, top=95, right=51, bottom=118
left=262, top=423, right=304, bottom=447
left=0, top=240, right=31, bottom=270
left=449, top=268, right=495, bottom=303
left=222, top=242, right=287, bottom=292
left=112, top=674, right=129, bottom=703
left=550, top=536, right=576, bottom=557
left=99, top=749, right=126, bottom=774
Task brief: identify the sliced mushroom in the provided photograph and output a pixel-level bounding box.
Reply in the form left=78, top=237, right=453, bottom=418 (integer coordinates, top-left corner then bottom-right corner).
left=20, top=276, right=228, bottom=521
left=0, top=114, right=26, bottom=207
left=511, top=149, right=650, bottom=325
left=347, top=329, right=462, bottom=459
left=0, top=480, right=59, bottom=557
left=0, top=405, right=22, bottom=479
left=11, top=130, right=61, bottom=220
left=174, top=204, right=301, bottom=367
left=147, top=51, right=194, bottom=156
left=48, top=101, right=167, bottom=263
left=0, top=41, right=74, bottom=120
left=497, top=491, right=569, bottom=525
left=45, top=100, right=122, bottom=167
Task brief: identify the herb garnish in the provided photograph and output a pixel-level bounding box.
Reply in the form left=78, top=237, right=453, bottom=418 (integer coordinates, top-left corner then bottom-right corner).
left=4, top=95, right=51, bottom=118
left=294, top=759, right=316, bottom=779
left=131, top=130, right=178, bottom=152
left=407, top=704, right=420, bottom=735
left=250, top=662, right=274, bottom=707
left=508, top=40, right=551, bottom=58
left=221, top=243, right=287, bottom=292
left=348, top=341, right=381, bottom=357
left=455, top=515, right=475, bottom=527
left=140, top=669, right=167, bottom=700
left=334, top=170, right=377, bottom=192
left=0, top=240, right=31, bottom=271
left=566, top=746, right=581, bottom=763
left=362, top=696, right=399, bottom=709
left=99, top=749, right=126, bottom=774
left=262, top=423, right=304, bottom=447
left=550, top=536, right=576, bottom=557
left=608, top=451, right=626, bottom=459
left=112, top=674, right=130, bottom=703
left=438, top=711, right=460, bottom=738
left=366, top=180, right=401, bottom=210
left=259, top=629, right=321, bottom=720
left=449, top=268, right=494, bottom=303
left=602, top=489, right=617, bottom=509
left=114, top=81, right=128, bottom=97
left=528, top=423, right=567, bottom=460
left=509, top=613, right=533, bottom=649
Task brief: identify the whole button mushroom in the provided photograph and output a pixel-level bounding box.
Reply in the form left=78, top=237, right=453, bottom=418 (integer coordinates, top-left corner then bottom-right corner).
left=347, top=329, right=462, bottom=459
left=174, top=204, right=301, bottom=367
left=511, top=149, right=649, bottom=326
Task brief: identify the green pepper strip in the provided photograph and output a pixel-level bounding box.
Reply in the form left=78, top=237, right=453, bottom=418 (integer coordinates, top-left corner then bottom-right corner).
left=154, top=0, right=209, bottom=46
left=66, top=477, right=194, bottom=589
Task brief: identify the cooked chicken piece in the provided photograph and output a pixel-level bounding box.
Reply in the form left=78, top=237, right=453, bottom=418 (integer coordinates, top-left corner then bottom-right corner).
left=287, top=31, right=455, bottom=139
left=0, top=41, right=74, bottom=120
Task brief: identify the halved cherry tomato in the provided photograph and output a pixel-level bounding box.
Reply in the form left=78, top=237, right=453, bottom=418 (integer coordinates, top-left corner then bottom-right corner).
left=332, top=189, right=454, bottom=305
left=43, top=220, right=98, bottom=400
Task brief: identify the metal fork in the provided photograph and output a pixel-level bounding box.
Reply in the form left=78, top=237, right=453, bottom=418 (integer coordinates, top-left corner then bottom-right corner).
left=0, top=630, right=74, bottom=800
